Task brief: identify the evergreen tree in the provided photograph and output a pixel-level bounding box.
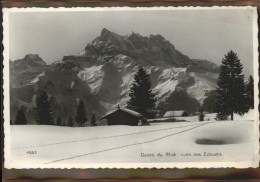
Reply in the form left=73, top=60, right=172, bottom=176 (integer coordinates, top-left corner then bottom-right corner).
left=56, top=116, right=62, bottom=126
left=91, top=113, right=97, bottom=126
left=215, top=51, right=246, bottom=120
left=35, top=91, right=54, bottom=125
left=245, top=75, right=254, bottom=110
left=198, top=107, right=205, bottom=121
left=76, top=99, right=87, bottom=127
left=68, top=115, right=74, bottom=127
left=202, top=90, right=218, bottom=113
left=62, top=122, right=66, bottom=126
left=15, top=109, right=27, bottom=125
left=127, top=66, right=156, bottom=117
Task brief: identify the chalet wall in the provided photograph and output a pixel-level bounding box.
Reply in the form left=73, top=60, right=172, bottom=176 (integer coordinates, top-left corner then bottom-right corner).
left=106, top=110, right=139, bottom=126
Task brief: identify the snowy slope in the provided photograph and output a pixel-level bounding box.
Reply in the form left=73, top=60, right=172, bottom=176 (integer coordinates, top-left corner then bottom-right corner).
left=153, top=67, right=186, bottom=101
left=78, top=65, right=104, bottom=94
left=187, top=72, right=218, bottom=103
left=28, top=71, right=46, bottom=84
left=75, top=55, right=212, bottom=111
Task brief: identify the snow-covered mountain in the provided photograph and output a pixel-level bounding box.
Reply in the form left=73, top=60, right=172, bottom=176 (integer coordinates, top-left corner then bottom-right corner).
left=10, top=29, right=219, bottom=123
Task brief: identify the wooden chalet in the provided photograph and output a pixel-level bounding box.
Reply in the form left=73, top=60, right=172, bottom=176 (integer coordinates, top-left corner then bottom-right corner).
left=101, top=107, right=143, bottom=126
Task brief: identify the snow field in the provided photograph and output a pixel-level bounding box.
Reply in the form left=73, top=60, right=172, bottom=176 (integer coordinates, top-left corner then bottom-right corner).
left=10, top=120, right=256, bottom=168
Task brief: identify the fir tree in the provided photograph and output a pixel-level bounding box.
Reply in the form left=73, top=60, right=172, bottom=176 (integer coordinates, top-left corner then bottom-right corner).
left=76, top=99, right=87, bottom=127
left=35, top=91, right=54, bottom=125
left=202, top=90, right=218, bottom=113
left=245, top=75, right=254, bottom=110
left=91, top=113, right=97, bottom=126
left=215, top=51, right=246, bottom=120
left=198, top=107, right=205, bottom=121
left=62, top=122, right=66, bottom=126
left=15, top=109, right=27, bottom=125
left=56, top=116, right=62, bottom=126
left=68, top=115, right=74, bottom=127
left=127, top=66, right=156, bottom=117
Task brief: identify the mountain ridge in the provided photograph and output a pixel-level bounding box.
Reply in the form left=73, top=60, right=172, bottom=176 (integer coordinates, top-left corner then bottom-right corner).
left=10, top=28, right=219, bottom=123
left=80, top=28, right=192, bottom=68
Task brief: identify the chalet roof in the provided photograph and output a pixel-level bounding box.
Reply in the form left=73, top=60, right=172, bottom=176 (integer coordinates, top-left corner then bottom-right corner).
left=101, top=108, right=143, bottom=119
left=163, top=110, right=186, bottom=117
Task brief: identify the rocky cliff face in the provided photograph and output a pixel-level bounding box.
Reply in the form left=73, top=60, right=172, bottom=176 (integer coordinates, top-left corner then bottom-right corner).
left=10, top=29, right=219, bottom=123
left=10, top=54, right=50, bottom=88
left=81, top=28, right=191, bottom=67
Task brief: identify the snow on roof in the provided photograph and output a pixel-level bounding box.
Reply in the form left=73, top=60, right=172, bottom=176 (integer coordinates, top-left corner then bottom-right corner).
left=101, top=108, right=142, bottom=119
left=163, top=110, right=186, bottom=117
left=101, top=110, right=116, bottom=119
left=120, top=108, right=142, bottom=117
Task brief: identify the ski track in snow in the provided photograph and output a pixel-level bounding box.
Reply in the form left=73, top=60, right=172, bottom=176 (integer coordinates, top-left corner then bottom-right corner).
left=44, top=123, right=210, bottom=164
left=10, top=119, right=254, bottom=166
left=12, top=122, right=207, bottom=150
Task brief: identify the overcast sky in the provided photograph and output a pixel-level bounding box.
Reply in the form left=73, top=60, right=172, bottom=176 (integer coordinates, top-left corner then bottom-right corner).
left=9, top=8, right=254, bottom=78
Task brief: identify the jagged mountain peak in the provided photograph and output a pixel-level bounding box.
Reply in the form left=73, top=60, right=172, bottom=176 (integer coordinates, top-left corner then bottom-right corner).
left=23, top=54, right=46, bottom=65
left=100, top=29, right=167, bottom=42
left=83, top=29, right=191, bottom=67
left=149, top=34, right=165, bottom=40
left=100, top=28, right=112, bottom=37
left=100, top=28, right=121, bottom=39
left=126, top=31, right=144, bottom=38
left=13, top=54, right=46, bottom=68
left=101, top=28, right=110, bottom=34
left=10, top=54, right=50, bottom=88
left=101, top=28, right=141, bottom=39
left=24, top=54, right=42, bottom=60
left=100, top=28, right=163, bottom=40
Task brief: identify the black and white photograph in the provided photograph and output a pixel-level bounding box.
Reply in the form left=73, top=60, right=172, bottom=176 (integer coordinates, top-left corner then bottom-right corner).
left=3, top=7, right=259, bottom=168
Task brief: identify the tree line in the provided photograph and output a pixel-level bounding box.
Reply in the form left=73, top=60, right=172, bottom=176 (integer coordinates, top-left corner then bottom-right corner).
left=12, top=50, right=254, bottom=125
left=128, top=51, right=254, bottom=121
left=13, top=93, right=97, bottom=126
left=127, top=51, right=254, bottom=121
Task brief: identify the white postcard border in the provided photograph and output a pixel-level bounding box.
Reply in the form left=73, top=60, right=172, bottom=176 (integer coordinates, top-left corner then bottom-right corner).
left=3, top=6, right=259, bottom=169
